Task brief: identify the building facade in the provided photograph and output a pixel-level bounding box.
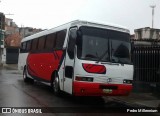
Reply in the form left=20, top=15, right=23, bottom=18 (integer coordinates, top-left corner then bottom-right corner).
left=19, top=27, right=42, bottom=38
left=134, top=27, right=160, bottom=40
left=3, top=17, right=42, bottom=64
left=0, top=13, right=5, bottom=65
left=5, top=18, right=21, bottom=47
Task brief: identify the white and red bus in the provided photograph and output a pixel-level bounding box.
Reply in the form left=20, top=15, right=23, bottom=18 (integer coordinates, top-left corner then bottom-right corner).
left=18, top=20, right=133, bottom=96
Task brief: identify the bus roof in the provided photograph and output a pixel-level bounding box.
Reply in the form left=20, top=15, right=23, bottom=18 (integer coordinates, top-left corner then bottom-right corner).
left=21, top=20, right=130, bottom=42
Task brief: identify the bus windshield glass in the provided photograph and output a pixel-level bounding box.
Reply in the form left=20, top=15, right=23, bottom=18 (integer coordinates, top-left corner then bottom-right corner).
left=77, top=26, right=131, bottom=64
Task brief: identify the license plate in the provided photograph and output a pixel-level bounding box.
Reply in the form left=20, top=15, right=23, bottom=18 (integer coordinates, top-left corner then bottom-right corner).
left=103, top=89, right=112, bottom=93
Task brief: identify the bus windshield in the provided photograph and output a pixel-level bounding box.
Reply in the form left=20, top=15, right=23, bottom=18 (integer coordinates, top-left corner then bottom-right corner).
left=77, top=26, right=131, bottom=64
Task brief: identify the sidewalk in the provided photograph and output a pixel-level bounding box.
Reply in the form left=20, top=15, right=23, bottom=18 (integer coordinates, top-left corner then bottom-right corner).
left=0, top=64, right=18, bottom=70
left=109, top=92, right=160, bottom=108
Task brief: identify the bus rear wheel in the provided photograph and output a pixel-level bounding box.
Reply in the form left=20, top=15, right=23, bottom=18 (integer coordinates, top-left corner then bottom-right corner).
left=23, top=67, right=34, bottom=83
left=23, top=68, right=30, bottom=82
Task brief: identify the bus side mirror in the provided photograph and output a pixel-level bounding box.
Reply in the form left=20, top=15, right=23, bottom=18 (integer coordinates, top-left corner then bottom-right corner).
left=67, top=39, right=76, bottom=59
left=67, top=28, right=77, bottom=59
left=77, top=30, right=82, bottom=38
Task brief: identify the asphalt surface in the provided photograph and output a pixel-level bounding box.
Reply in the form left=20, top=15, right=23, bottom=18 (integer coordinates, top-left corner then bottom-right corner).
left=0, top=68, right=159, bottom=116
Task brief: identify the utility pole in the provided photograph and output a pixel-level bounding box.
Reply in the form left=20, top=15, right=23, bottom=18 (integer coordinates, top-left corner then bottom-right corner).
left=150, top=5, right=156, bottom=28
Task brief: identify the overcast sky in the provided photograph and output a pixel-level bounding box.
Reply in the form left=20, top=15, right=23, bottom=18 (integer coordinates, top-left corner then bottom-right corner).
left=0, top=0, right=160, bottom=34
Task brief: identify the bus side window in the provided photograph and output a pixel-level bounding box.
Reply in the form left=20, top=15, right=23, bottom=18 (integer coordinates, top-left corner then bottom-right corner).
left=20, top=43, right=23, bottom=53
left=55, top=29, right=66, bottom=50
left=31, top=38, right=38, bottom=52
left=20, top=42, right=27, bottom=53
left=38, top=36, right=45, bottom=51
left=26, top=40, right=32, bottom=52
left=45, top=33, right=56, bottom=51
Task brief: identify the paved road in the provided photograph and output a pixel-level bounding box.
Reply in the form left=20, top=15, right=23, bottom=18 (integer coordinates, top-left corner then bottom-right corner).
left=0, top=68, right=158, bottom=116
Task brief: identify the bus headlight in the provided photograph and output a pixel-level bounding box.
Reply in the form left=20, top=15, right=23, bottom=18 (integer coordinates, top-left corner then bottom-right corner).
left=123, top=79, right=132, bottom=84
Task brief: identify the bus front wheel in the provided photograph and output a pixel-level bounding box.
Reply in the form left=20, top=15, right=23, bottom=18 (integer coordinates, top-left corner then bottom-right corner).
left=52, top=73, right=61, bottom=96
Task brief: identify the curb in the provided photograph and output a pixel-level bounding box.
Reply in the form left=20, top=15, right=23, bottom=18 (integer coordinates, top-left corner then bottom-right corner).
left=104, top=97, right=146, bottom=108
left=107, top=96, right=160, bottom=109
left=109, top=97, right=151, bottom=107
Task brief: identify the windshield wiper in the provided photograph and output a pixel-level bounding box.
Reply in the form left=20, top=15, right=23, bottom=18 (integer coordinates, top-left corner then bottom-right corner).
left=112, top=57, right=124, bottom=65
left=96, top=49, right=108, bottom=63
left=111, top=57, right=131, bottom=65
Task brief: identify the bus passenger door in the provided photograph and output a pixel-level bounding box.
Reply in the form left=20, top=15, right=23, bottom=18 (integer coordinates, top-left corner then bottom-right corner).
left=63, top=27, right=77, bottom=94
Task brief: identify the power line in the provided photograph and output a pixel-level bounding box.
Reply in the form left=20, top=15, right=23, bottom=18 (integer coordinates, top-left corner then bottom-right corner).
left=5, top=13, right=14, bottom=15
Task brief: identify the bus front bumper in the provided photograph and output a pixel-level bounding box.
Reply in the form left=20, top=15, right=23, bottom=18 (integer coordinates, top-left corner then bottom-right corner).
left=73, top=81, right=132, bottom=96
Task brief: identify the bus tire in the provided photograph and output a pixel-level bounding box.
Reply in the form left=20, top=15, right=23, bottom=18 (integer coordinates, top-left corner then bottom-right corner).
left=23, top=67, right=34, bottom=83
left=52, top=73, right=61, bottom=96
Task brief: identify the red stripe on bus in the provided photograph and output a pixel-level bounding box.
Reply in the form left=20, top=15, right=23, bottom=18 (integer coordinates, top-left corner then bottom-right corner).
left=73, top=81, right=132, bottom=96
left=27, top=50, right=64, bottom=81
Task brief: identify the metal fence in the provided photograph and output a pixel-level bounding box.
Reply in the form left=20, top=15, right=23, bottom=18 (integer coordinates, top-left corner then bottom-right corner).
left=131, top=39, right=160, bottom=93
left=133, top=45, right=160, bottom=82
